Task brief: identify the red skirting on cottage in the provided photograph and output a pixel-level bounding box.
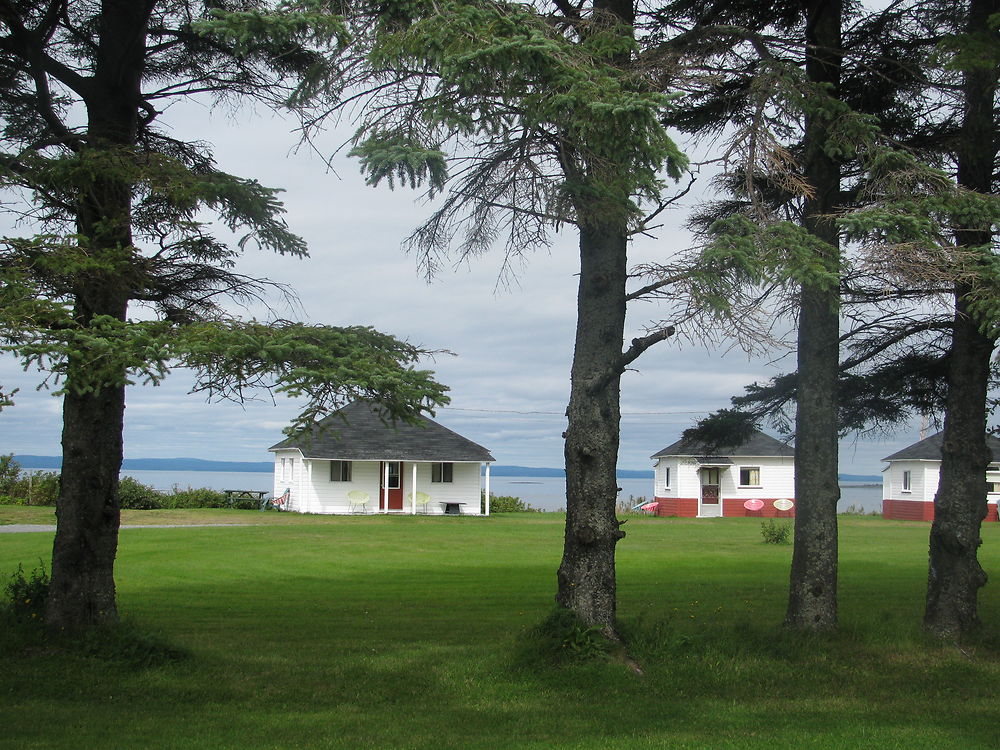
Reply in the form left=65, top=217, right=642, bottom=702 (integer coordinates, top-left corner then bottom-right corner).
left=723, top=498, right=796, bottom=518
left=651, top=497, right=795, bottom=518
left=883, top=498, right=1000, bottom=522
left=653, top=497, right=698, bottom=517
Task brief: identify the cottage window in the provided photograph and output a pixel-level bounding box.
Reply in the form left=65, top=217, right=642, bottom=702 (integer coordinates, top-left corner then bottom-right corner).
left=739, top=467, right=761, bottom=487
left=989, top=482, right=1000, bottom=494
left=432, top=462, right=454, bottom=483
left=385, top=461, right=401, bottom=489
left=330, top=460, right=352, bottom=482
left=280, top=458, right=287, bottom=481
left=662, top=466, right=671, bottom=489
left=902, top=470, right=911, bottom=492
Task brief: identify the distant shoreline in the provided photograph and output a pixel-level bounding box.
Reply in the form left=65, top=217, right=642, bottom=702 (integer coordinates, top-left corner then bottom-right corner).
left=12, top=454, right=883, bottom=483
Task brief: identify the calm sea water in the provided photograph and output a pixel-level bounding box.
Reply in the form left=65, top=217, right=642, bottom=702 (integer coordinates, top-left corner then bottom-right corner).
left=23, top=468, right=884, bottom=515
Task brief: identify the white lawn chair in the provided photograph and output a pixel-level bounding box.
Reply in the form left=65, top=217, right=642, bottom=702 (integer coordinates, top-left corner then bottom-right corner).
left=347, top=490, right=370, bottom=514
left=408, top=491, right=433, bottom=514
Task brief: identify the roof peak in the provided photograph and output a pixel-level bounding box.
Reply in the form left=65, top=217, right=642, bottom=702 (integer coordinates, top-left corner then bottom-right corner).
left=269, top=400, right=494, bottom=462
left=651, top=428, right=793, bottom=459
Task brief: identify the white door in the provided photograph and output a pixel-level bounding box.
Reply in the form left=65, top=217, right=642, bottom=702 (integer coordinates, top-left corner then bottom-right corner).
left=699, top=467, right=723, bottom=518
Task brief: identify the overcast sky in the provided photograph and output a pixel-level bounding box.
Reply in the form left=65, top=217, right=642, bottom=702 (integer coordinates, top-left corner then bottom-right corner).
left=0, top=97, right=925, bottom=475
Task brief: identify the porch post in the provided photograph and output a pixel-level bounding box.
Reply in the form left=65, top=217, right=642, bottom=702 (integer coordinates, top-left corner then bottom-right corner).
left=382, top=461, right=389, bottom=514
left=304, top=459, right=312, bottom=513
left=411, top=463, right=418, bottom=515
left=484, top=462, right=491, bottom=516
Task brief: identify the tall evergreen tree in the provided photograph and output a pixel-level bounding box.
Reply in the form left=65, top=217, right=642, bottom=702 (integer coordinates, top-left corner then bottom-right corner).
left=924, top=0, right=1000, bottom=638
left=223, top=0, right=688, bottom=637
left=655, top=0, right=849, bottom=630
left=0, top=0, right=448, bottom=630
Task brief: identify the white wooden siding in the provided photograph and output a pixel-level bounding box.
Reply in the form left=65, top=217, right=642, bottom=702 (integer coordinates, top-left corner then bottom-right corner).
left=883, top=460, right=935, bottom=502
left=883, top=460, right=998, bottom=504
left=653, top=456, right=794, bottom=500
left=677, top=459, right=703, bottom=497
left=725, top=457, right=795, bottom=498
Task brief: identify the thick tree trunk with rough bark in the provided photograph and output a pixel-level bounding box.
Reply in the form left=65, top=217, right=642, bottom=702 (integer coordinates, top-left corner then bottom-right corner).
left=924, top=295, right=993, bottom=638
left=48, top=375, right=126, bottom=628
left=785, top=0, right=842, bottom=631
left=556, top=220, right=628, bottom=637
left=923, top=0, right=999, bottom=640
left=44, top=0, right=149, bottom=629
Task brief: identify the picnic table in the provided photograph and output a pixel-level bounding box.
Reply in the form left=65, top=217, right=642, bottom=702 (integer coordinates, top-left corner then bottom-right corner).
left=224, top=489, right=269, bottom=511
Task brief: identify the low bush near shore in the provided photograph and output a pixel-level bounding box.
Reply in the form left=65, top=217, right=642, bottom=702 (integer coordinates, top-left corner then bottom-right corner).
left=0, top=456, right=60, bottom=506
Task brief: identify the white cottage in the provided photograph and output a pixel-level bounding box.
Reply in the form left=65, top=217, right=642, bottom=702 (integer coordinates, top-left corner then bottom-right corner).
left=651, top=430, right=795, bottom=518
left=882, top=432, right=1000, bottom=522
left=269, top=401, right=495, bottom=515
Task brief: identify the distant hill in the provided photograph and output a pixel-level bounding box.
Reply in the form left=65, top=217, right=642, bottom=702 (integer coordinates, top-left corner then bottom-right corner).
left=15, top=455, right=274, bottom=473
left=485, top=465, right=653, bottom=479
left=839, top=474, right=882, bottom=483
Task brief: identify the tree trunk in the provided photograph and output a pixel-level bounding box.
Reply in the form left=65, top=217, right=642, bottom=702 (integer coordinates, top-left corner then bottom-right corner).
left=785, top=0, right=842, bottom=631
left=553, top=0, right=637, bottom=639
left=47, top=378, right=126, bottom=628
left=924, top=296, right=993, bottom=638
left=44, top=0, right=150, bottom=629
left=923, top=0, right=999, bottom=640
left=556, top=220, right=628, bottom=637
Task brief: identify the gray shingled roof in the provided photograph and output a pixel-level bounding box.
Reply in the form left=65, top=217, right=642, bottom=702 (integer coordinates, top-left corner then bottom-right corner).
left=882, top=432, right=1000, bottom=462
left=269, top=401, right=495, bottom=462
left=651, top=429, right=794, bottom=459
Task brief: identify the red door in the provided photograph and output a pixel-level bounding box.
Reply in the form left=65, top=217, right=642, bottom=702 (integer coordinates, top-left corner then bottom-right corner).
left=380, top=461, right=404, bottom=510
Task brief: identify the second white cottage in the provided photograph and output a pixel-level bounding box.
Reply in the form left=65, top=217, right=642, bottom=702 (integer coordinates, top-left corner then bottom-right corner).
left=651, top=430, right=795, bottom=518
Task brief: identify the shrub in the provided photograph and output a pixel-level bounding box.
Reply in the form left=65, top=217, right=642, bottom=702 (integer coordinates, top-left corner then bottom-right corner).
left=522, top=608, right=612, bottom=665
left=0, top=455, right=60, bottom=505
left=23, top=471, right=60, bottom=505
left=163, top=487, right=228, bottom=509
left=760, top=519, right=791, bottom=545
left=482, top=492, right=539, bottom=513
left=842, top=504, right=880, bottom=516
left=4, top=562, right=49, bottom=623
left=0, top=454, right=21, bottom=495
left=118, top=476, right=163, bottom=510
left=618, top=495, right=652, bottom=514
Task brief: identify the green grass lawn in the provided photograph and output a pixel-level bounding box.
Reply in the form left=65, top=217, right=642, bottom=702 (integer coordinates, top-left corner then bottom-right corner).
left=1, top=511, right=998, bottom=749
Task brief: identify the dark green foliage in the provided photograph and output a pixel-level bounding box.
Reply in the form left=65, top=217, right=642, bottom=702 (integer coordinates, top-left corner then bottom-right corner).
left=0, top=455, right=60, bottom=506
left=4, top=562, right=49, bottom=624
left=163, top=487, right=229, bottom=509
left=118, top=481, right=254, bottom=510
left=522, top=608, right=612, bottom=665
left=0, top=455, right=19, bottom=493
left=760, top=519, right=791, bottom=545
left=117, top=477, right=163, bottom=510
left=681, top=409, right=763, bottom=452
left=483, top=493, right=538, bottom=513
